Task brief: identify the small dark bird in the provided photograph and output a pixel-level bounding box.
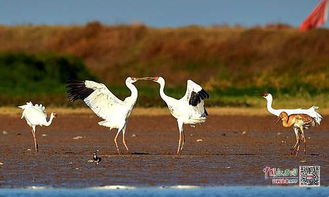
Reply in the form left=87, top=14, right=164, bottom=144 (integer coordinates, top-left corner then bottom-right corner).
left=93, top=150, right=101, bottom=164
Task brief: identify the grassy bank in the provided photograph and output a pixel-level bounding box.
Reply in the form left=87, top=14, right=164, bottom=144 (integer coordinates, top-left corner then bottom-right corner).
left=3, top=87, right=329, bottom=108
left=0, top=23, right=328, bottom=107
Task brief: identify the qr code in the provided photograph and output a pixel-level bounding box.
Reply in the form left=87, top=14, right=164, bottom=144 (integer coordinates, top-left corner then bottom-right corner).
left=299, top=166, right=320, bottom=187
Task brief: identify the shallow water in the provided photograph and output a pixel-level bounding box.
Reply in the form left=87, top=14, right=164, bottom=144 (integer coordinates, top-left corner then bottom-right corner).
left=0, top=186, right=329, bottom=197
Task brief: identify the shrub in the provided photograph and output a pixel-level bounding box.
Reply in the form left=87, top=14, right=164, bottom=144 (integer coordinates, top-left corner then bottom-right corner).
left=0, top=52, right=97, bottom=95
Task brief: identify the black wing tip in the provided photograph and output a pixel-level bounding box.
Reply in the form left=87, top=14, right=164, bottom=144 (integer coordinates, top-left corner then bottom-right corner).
left=198, top=89, right=209, bottom=100
left=66, top=80, right=85, bottom=87
left=66, top=80, right=94, bottom=102
left=189, top=89, right=209, bottom=106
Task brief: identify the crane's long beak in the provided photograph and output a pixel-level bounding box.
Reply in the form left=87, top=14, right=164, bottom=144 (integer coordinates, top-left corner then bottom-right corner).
left=136, top=77, right=154, bottom=81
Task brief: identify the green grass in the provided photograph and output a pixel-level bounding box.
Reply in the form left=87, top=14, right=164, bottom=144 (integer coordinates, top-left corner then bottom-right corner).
left=1, top=83, right=329, bottom=108
left=1, top=24, right=329, bottom=108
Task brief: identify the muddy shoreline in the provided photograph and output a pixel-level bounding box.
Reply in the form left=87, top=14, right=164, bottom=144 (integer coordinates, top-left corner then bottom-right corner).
left=0, top=114, right=328, bottom=187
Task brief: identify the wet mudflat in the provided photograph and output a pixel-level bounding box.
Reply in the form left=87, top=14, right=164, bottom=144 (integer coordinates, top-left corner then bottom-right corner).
left=0, top=114, right=328, bottom=187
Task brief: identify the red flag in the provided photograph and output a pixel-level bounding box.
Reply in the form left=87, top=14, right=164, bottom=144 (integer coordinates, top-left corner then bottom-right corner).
left=300, top=0, right=329, bottom=31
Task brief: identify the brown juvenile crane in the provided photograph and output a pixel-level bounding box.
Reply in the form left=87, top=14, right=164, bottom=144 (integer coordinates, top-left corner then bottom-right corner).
left=278, top=112, right=316, bottom=156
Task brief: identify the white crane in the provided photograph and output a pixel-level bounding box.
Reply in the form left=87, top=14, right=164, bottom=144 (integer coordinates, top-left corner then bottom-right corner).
left=263, top=93, right=322, bottom=125
left=138, top=77, right=209, bottom=154
left=66, top=77, right=139, bottom=154
left=18, top=102, right=56, bottom=152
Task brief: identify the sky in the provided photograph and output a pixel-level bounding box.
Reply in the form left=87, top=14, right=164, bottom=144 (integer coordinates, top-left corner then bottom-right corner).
left=0, top=0, right=327, bottom=27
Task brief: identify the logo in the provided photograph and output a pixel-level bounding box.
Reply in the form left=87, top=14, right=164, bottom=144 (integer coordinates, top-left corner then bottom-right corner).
left=299, top=166, right=320, bottom=187
left=263, top=166, right=320, bottom=186
left=263, top=166, right=298, bottom=185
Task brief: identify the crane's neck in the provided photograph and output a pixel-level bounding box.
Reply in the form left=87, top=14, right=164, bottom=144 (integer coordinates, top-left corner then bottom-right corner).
left=125, top=81, right=138, bottom=104
left=44, top=113, right=55, bottom=126
left=281, top=117, right=294, bottom=128
left=158, top=80, right=172, bottom=104
left=265, top=95, right=280, bottom=116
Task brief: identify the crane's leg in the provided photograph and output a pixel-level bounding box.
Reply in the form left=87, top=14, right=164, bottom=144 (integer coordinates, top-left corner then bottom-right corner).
left=180, top=129, right=186, bottom=152
left=31, top=127, right=38, bottom=152
left=291, top=128, right=299, bottom=150
left=295, top=129, right=302, bottom=156
left=177, top=132, right=182, bottom=155
left=176, top=121, right=184, bottom=154
left=114, top=129, right=121, bottom=154
left=122, top=125, right=129, bottom=151
left=291, top=128, right=299, bottom=156
left=295, top=138, right=301, bottom=156
left=300, top=127, right=307, bottom=155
